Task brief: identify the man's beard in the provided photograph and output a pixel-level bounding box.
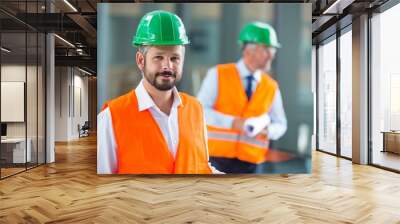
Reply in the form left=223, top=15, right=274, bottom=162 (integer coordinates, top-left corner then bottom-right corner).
left=145, top=70, right=178, bottom=91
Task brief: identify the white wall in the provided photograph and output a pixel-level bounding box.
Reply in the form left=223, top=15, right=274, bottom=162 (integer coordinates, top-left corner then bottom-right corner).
left=71, top=71, right=89, bottom=139
left=55, top=67, right=68, bottom=141
left=1, top=65, right=26, bottom=141
left=55, top=67, right=89, bottom=141
left=1, top=64, right=46, bottom=164
left=1, top=65, right=39, bottom=138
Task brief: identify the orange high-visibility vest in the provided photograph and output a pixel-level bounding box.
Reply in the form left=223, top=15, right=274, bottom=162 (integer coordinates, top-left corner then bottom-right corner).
left=207, top=63, right=278, bottom=164
left=103, top=90, right=212, bottom=174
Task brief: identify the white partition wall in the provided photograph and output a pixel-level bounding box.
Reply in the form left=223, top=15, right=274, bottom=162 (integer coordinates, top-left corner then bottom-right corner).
left=55, top=67, right=89, bottom=141
left=1, top=82, right=24, bottom=122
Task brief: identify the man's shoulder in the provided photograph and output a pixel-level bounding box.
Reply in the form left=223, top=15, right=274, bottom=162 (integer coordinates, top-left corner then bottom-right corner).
left=216, top=62, right=236, bottom=70
left=178, top=92, right=205, bottom=119
left=101, top=90, right=135, bottom=111
left=179, top=92, right=198, bottom=102
left=179, top=92, right=202, bottom=108
left=260, top=73, right=279, bottom=89
left=207, top=63, right=236, bottom=72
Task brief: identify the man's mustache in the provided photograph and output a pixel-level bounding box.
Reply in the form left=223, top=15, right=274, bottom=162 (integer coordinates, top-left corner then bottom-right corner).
left=156, top=71, right=176, bottom=78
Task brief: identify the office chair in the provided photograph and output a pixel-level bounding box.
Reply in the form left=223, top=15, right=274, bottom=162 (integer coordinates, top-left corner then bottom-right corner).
left=78, top=121, right=90, bottom=138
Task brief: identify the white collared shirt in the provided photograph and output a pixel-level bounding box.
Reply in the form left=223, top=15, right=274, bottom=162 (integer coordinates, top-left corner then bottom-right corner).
left=97, top=80, right=222, bottom=174
left=197, top=59, right=287, bottom=140
left=136, top=80, right=182, bottom=158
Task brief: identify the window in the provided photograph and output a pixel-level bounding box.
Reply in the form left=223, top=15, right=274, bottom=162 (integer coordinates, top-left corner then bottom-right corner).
left=317, top=36, right=337, bottom=154
left=339, top=28, right=352, bottom=158
left=0, top=1, right=46, bottom=179
left=371, top=3, right=400, bottom=171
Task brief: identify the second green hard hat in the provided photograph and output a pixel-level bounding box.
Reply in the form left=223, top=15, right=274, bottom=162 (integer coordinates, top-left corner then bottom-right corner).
left=132, top=10, right=190, bottom=46
left=239, top=22, right=281, bottom=48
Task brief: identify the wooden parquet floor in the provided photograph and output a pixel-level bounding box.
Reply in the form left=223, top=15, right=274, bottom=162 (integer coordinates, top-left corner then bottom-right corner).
left=1, top=135, right=400, bottom=223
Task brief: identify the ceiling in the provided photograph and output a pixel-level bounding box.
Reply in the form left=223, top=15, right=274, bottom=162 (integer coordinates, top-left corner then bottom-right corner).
left=311, top=0, right=390, bottom=43
left=0, top=0, right=98, bottom=74
left=0, top=0, right=395, bottom=74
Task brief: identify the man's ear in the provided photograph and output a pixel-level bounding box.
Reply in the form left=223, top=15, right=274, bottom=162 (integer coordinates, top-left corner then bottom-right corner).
left=242, top=47, right=251, bottom=59
left=136, top=51, right=145, bottom=71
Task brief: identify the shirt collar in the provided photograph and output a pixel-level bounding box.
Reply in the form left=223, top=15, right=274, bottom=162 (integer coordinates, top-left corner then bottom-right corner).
left=135, top=79, right=182, bottom=112
left=236, top=58, right=262, bottom=83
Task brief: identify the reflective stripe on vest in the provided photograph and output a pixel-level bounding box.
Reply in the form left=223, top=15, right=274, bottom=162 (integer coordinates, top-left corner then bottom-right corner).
left=207, top=131, right=269, bottom=148
left=105, top=90, right=212, bottom=174
left=207, top=63, right=278, bottom=164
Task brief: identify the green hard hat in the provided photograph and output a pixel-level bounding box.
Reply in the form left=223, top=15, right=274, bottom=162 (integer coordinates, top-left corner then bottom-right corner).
left=239, top=22, right=281, bottom=48
left=132, top=10, right=190, bottom=46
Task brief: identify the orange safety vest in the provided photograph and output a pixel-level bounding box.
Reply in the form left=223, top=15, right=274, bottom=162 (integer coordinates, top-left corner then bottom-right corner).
left=103, top=90, right=212, bottom=174
left=207, top=63, right=278, bottom=164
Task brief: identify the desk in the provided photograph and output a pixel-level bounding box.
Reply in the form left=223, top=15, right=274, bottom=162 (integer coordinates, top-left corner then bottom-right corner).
left=1, top=138, right=31, bottom=163
left=382, top=131, right=400, bottom=154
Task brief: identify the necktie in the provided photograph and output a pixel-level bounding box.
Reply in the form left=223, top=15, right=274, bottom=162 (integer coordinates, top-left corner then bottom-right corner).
left=245, top=75, right=254, bottom=100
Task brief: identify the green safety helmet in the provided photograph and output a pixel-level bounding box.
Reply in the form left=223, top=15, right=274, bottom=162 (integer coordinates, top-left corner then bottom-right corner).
left=132, top=10, right=190, bottom=46
left=239, top=22, right=281, bottom=48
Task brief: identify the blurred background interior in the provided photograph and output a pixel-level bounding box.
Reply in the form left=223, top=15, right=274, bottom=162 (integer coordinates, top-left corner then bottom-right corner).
left=97, top=3, right=313, bottom=173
